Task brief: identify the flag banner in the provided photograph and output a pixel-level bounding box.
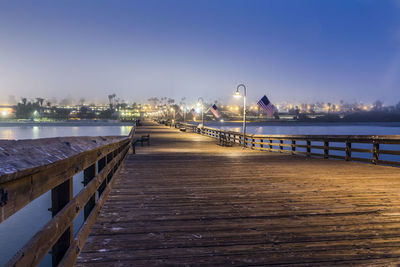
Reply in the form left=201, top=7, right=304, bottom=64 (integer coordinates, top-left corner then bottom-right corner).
left=179, top=111, right=184, bottom=117
left=210, top=104, right=221, bottom=119
left=257, top=95, right=275, bottom=116
left=190, top=108, right=196, bottom=117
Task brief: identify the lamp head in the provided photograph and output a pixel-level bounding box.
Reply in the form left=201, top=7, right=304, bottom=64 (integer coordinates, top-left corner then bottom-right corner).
left=233, top=90, right=242, bottom=98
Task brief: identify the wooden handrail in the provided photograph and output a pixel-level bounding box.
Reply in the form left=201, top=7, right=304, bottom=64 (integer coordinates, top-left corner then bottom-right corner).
left=176, top=122, right=400, bottom=167
left=1, top=124, right=136, bottom=267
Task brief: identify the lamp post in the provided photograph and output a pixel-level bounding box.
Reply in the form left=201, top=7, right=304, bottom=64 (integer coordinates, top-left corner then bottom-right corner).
left=181, top=105, right=186, bottom=122
left=234, top=84, right=247, bottom=147
left=170, top=107, right=175, bottom=127
left=197, top=97, right=204, bottom=128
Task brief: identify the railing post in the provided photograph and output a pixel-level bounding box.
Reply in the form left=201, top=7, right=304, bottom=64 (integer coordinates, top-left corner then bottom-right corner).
left=324, top=141, right=329, bottom=159
left=291, top=140, right=296, bottom=155
left=51, top=178, right=73, bottom=266
left=306, top=140, right=311, bottom=157
left=260, top=139, right=264, bottom=149
left=269, top=139, right=272, bottom=151
left=252, top=136, right=255, bottom=149
left=83, top=163, right=97, bottom=220
left=279, top=140, right=283, bottom=152
left=345, top=141, right=352, bottom=161
left=373, top=142, right=380, bottom=164
left=98, top=155, right=109, bottom=196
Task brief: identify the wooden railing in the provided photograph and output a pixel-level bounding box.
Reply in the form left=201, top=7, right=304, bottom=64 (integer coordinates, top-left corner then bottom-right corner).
left=176, top=123, right=400, bottom=166
left=1, top=126, right=136, bottom=267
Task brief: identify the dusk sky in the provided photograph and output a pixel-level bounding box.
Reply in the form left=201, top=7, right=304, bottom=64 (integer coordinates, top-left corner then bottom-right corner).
left=1, top=0, right=400, bottom=105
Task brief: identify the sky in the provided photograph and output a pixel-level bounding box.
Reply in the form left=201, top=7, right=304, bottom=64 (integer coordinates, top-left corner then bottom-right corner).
left=1, top=0, right=400, bottom=105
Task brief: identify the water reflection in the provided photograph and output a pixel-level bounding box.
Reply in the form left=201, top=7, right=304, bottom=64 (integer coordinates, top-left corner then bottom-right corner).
left=0, top=126, right=133, bottom=140
left=1, top=129, right=16, bottom=139
left=120, top=126, right=131, bottom=136
left=205, top=122, right=400, bottom=136
left=255, top=126, right=264, bottom=134
left=32, top=126, right=39, bottom=139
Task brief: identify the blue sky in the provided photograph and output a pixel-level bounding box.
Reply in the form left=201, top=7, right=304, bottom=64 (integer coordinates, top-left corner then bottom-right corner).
left=1, top=0, right=400, bottom=105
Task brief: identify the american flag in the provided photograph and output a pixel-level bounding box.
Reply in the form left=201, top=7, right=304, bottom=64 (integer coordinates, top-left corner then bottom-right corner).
left=257, top=95, right=275, bottom=116
left=179, top=110, right=184, bottom=117
left=210, top=104, right=221, bottom=119
left=190, top=108, right=196, bottom=117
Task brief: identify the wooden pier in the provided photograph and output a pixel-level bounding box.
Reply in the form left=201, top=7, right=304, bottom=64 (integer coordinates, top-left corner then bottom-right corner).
left=75, top=123, right=400, bottom=266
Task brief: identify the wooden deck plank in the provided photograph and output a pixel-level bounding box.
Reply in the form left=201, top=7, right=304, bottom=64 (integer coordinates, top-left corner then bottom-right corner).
left=76, top=123, right=400, bottom=266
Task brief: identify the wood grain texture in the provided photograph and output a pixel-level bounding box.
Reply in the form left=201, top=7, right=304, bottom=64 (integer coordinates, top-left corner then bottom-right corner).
left=77, top=122, right=400, bottom=266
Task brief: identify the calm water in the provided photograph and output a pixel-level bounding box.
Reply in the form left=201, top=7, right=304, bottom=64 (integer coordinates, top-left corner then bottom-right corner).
left=202, top=121, right=400, bottom=135
left=0, top=125, right=132, bottom=266
left=1, top=123, right=400, bottom=265
left=0, top=125, right=132, bottom=140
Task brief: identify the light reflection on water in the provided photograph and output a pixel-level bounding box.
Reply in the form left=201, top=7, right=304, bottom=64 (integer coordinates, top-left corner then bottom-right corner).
left=32, top=126, right=39, bottom=139
left=0, top=125, right=132, bottom=266
left=0, top=125, right=132, bottom=140
left=1, top=129, right=15, bottom=139
left=213, top=123, right=400, bottom=135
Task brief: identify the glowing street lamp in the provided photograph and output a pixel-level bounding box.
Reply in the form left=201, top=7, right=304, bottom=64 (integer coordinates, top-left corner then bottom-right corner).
left=234, top=84, right=247, bottom=147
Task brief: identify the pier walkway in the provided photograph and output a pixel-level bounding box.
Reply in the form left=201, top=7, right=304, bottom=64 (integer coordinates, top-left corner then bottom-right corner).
left=77, top=123, right=400, bottom=266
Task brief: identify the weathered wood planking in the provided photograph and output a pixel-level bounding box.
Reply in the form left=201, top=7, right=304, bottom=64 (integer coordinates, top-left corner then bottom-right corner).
left=77, top=123, right=400, bottom=266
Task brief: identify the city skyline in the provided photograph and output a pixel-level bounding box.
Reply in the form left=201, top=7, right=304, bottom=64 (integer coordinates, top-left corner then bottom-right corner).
left=1, top=1, right=400, bottom=104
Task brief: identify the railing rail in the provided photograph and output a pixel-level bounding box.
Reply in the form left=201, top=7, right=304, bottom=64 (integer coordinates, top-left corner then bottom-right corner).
left=176, top=122, right=400, bottom=167
left=1, top=125, right=137, bottom=267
